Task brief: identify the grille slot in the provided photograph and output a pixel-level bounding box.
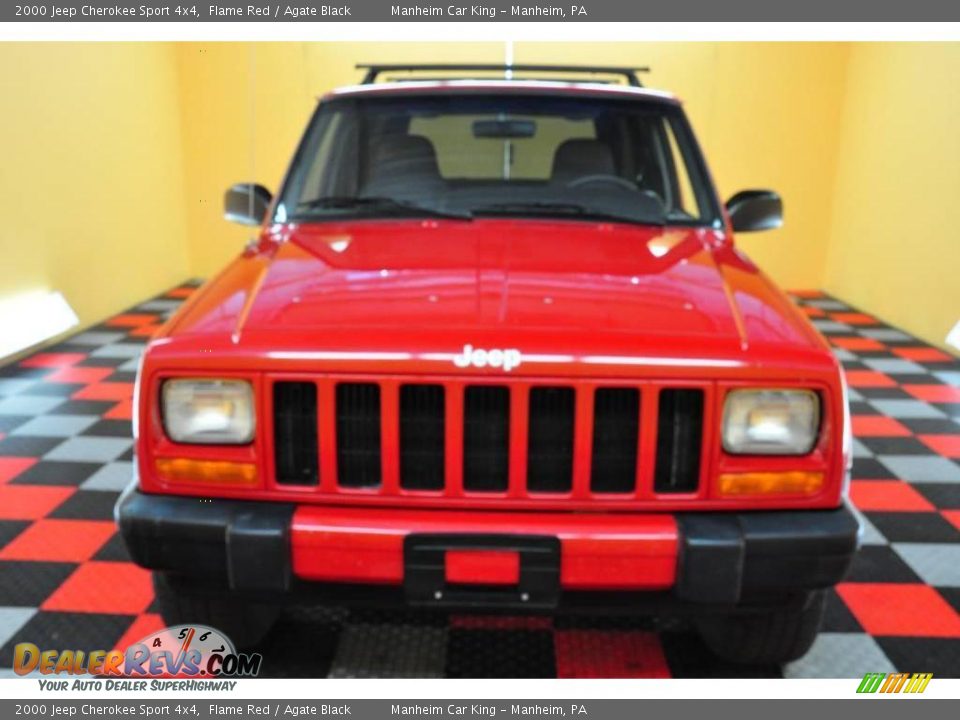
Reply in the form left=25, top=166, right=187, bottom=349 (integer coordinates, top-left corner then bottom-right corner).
left=654, top=388, right=704, bottom=493
left=273, top=381, right=319, bottom=486
left=590, top=387, right=640, bottom=493
left=399, top=384, right=446, bottom=491
left=527, top=387, right=575, bottom=493
left=463, top=386, right=510, bottom=492
left=336, top=382, right=382, bottom=488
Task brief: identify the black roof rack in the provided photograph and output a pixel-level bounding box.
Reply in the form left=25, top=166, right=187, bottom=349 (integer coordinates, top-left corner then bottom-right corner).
left=356, top=63, right=650, bottom=87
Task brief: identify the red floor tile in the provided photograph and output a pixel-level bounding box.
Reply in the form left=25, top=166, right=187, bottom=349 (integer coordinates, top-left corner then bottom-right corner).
left=850, top=480, right=936, bottom=513
left=787, top=289, right=826, bottom=299
left=918, top=434, right=960, bottom=458
left=20, top=353, right=86, bottom=368
left=0, top=486, right=74, bottom=520
left=802, top=306, right=826, bottom=318
left=943, top=511, right=960, bottom=533
left=166, top=288, right=196, bottom=299
left=45, top=366, right=115, bottom=385
left=832, top=312, right=879, bottom=326
left=832, top=337, right=886, bottom=352
left=104, top=398, right=134, bottom=420
left=106, top=314, right=157, bottom=328
left=836, top=583, right=960, bottom=637
left=42, top=561, right=154, bottom=615
left=113, top=613, right=166, bottom=653
left=0, top=519, right=116, bottom=562
left=555, top=630, right=670, bottom=678
left=0, top=457, right=37, bottom=485
left=903, top=385, right=960, bottom=403
left=129, top=324, right=161, bottom=338
left=851, top=416, right=912, bottom=438
left=72, top=382, right=134, bottom=402
left=845, top=370, right=897, bottom=388
left=893, top=347, right=955, bottom=362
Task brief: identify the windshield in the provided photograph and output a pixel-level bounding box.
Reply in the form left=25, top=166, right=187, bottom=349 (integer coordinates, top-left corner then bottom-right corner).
left=277, top=92, right=721, bottom=227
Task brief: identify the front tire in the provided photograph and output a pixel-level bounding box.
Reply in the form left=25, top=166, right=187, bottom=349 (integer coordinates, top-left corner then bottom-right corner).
left=151, top=572, right=280, bottom=649
left=695, top=591, right=826, bottom=664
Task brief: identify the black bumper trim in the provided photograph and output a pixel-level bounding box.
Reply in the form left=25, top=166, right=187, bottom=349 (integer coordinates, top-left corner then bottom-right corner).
left=117, top=488, right=295, bottom=592
left=117, top=488, right=860, bottom=605
left=676, top=505, right=861, bottom=604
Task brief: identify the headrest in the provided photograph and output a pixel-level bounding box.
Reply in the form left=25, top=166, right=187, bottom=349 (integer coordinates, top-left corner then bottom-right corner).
left=551, top=139, right=616, bottom=182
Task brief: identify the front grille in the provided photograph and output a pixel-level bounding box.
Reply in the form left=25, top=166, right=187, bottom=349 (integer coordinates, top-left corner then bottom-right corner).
left=270, top=378, right=706, bottom=502
left=654, top=388, right=704, bottom=493
left=527, top=387, right=575, bottom=493
left=400, top=384, right=445, bottom=491
left=336, top=382, right=382, bottom=488
left=463, top=385, right=510, bottom=492
left=273, top=381, right=319, bottom=486
left=591, top=387, right=640, bottom=493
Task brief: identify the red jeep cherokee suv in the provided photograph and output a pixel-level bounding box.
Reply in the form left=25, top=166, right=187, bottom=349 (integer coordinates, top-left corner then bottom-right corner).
left=118, top=64, right=860, bottom=664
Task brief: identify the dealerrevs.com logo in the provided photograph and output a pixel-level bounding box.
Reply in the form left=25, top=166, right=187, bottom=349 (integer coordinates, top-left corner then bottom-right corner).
left=14, top=625, right=262, bottom=690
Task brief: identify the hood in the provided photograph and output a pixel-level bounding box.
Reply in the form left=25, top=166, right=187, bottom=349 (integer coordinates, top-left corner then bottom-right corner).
left=165, top=219, right=825, bottom=365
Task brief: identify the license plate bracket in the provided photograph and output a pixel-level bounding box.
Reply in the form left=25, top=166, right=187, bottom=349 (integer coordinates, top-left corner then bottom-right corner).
left=404, top=534, right=560, bottom=609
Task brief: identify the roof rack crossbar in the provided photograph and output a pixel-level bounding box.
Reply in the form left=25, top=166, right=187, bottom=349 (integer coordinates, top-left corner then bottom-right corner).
left=357, top=63, right=650, bottom=87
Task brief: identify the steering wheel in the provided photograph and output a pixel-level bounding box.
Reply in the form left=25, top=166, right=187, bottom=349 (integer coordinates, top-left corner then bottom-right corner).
left=566, top=174, right=637, bottom=191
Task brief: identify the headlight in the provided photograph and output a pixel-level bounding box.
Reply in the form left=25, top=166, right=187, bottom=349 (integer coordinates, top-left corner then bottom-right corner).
left=722, top=389, right=820, bottom=455
left=162, top=379, right=255, bottom=444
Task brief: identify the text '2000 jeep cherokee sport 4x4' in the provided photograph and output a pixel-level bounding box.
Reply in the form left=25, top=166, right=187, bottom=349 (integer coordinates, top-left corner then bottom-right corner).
left=118, top=64, right=860, bottom=664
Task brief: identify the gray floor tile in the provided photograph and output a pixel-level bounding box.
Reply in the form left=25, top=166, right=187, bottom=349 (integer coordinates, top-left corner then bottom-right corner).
left=81, top=461, right=135, bottom=491
left=879, top=455, right=960, bottom=484
left=806, top=299, right=849, bottom=311
left=11, top=415, right=99, bottom=438
left=0, top=379, right=35, bottom=397
left=851, top=438, right=873, bottom=459
left=67, top=331, right=126, bottom=346
left=863, top=358, right=930, bottom=376
left=869, top=399, right=945, bottom=419
left=43, top=437, right=133, bottom=463
left=832, top=348, right=858, bottom=362
left=784, top=633, right=896, bottom=678
left=0, top=608, right=36, bottom=650
left=893, top=544, right=960, bottom=587
left=812, top=320, right=854, bottom=334
left=0, top=395, right=65, bottom=417
left=91, top=344, right=144, bottom=359
left=934, top=371, right=960, bottom=388
left=859, top=328, right=913, bottom=342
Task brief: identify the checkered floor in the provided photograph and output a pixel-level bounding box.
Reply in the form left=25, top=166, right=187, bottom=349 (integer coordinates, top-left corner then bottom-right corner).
left=0, top=283, right=958, bottom=678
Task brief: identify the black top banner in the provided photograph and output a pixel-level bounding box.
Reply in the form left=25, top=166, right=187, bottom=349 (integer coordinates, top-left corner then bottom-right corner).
left=5, top=0, right=960, bottom=22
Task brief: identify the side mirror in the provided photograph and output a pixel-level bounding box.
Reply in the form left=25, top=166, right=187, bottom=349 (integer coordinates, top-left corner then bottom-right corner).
left=224, top=183, right=272, bottom=226
left=726, top=190, right=783, bottom=233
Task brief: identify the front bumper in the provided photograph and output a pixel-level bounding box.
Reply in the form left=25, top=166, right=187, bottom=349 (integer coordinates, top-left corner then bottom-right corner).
left=117, top=488, right=859, bottom=609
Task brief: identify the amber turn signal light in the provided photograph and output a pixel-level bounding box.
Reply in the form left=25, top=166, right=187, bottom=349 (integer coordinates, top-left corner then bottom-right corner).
left=155, top=458, right=258, bottom=486
left=718, top=471, right=824, bottom=496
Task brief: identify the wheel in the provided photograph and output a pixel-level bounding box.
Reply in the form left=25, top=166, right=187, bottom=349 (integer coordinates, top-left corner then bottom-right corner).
left=151, top=572, right=279, bottom=649
left=695, top=591, right=826, bottom=664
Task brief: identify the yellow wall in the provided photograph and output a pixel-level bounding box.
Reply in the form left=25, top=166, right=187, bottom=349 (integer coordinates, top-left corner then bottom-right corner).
left=824, top=43, right=960, bottom=350
left=0, top=43, right=191, bottom=334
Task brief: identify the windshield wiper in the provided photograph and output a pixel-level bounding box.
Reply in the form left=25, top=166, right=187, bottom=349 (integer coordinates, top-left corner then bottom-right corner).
left=295, top=196, right=472, bottom=220
left=471, top=201, right=663, bottom=226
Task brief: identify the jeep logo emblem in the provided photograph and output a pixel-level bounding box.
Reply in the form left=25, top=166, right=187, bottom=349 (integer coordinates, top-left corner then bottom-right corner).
left=452, top=344, right=522, bottom=372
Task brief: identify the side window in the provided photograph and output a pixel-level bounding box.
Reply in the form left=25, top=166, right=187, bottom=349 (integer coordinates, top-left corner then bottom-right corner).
left=300, top=111, right=359, bottom=200
left=661, top=119, right=702, bottom=221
